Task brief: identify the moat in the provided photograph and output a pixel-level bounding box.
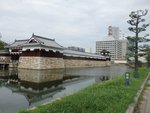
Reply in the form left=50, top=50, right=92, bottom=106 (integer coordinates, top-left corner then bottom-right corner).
left=0, top=65, right=129, bottom=113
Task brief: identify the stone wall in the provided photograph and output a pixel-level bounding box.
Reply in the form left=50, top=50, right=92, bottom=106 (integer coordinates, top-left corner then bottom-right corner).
left=64, top=59, right=110, bottom=68
left=18, top=57, right=64, bottom=69
left=18, top=56, right=111, bottom=69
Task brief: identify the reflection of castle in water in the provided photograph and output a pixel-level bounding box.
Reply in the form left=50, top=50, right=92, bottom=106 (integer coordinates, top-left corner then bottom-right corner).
left=0, top=68, right=81, bottom=105
left=18, top=69, right=64, bottom=91
left=18, top=69, right=64, bottom=83
left=0, top=67, right=112, bottom=107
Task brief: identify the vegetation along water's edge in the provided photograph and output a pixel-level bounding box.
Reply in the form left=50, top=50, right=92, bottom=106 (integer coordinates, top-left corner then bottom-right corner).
left=20, top=67, right=150, bottom=113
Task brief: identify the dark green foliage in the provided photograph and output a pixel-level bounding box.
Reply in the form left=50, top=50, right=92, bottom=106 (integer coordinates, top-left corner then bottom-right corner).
left=20, top=68, right=150, bottom=113
left=0, top=40, right=5, bottom=50
left=139, top=45, right=150, bottom=67
left=145, top=46, right=150, bottom=67
left=147, top=51, right=150, bottom=67
left=127, top=10, right=149, bottom=33
left=127, top=9, right=149, bottom=77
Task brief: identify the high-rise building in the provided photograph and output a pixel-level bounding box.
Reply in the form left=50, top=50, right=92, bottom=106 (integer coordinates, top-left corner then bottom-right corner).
left=96, top=36, right=123, bottom=60
left=96, top=26, right=127, bottom=61
left=121, top=39, right=127, bottom=59
left=108, top=26, right=120, bottom=40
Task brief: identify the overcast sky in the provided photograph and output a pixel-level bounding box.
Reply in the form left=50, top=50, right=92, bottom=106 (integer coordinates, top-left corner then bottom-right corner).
left=0, top=0, right=150, bottom=52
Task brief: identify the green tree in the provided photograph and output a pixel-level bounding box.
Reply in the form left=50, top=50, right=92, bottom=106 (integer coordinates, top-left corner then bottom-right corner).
left=127, top=9, right=149, bottom=77
left=147, top=50, right=150, bottom=67
left=140, top=45, right=150, bottom=67
left=146, top=47, right=150, bottom=67
left=0, top=40, right=5, bottom=50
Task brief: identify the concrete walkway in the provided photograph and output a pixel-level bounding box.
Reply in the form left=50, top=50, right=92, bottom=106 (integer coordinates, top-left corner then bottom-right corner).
left=136, top=78, right=150, bottom=113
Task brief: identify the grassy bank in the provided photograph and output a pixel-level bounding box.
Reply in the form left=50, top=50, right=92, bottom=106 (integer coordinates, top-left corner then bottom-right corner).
left=20, top=68, right=150, bottom=113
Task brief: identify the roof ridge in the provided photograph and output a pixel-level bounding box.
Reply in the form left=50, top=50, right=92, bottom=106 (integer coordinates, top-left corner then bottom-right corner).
left=15, top=39, right=29, bottom=42
left=33, top=34, right=55, bottom=41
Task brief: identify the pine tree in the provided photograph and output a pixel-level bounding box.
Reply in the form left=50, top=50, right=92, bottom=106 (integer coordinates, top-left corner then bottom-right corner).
left=127, top=9, right=149, bottom=77
left=0, top=40, right=5, bottom=50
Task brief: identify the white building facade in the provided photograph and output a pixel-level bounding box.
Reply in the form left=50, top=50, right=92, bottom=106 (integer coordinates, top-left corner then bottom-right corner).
left=96, top=36, right=127, bottom=61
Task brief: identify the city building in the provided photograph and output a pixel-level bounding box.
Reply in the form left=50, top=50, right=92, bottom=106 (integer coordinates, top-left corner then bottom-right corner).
left=96, top=26, right=127, bottom=61
left=85, top=48, right=92, bottom=53
left=96, top=36, right=123, bottom=60
left=108, top=26, right=120, bottom=40
left=121, top=39, right=127, bottom=59
left=68, top=46, right=85, bottom=52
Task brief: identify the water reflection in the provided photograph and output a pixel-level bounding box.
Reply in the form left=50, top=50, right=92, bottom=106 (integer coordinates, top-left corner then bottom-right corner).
left=18, top=69, right=64, bottom=83
left=65, top=65, right=129, bottom=77
left=0, top=65, right=130, bottom=113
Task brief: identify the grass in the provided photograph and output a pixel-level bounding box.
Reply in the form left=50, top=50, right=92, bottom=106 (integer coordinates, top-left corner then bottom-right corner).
left=20, top=67, right=150, bottom=113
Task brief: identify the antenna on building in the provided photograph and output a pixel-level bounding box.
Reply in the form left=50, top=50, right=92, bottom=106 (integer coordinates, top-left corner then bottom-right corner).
left=108, top=26, right=112, bottom=36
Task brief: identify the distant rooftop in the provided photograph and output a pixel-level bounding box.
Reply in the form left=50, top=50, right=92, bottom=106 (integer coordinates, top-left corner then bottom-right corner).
left=68, top=46, right=85, bottom=52
left=6, top=39, right=28, bottom=48
left=63, top=48, right=105, bottom=59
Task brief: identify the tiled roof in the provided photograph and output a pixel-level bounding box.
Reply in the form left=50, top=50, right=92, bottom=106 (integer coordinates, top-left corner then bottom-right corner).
left=6, top=34, right=63, bottom=49
left=23, top=34, right=63, bottom=49
left=6, top=39, right=29, bottom=48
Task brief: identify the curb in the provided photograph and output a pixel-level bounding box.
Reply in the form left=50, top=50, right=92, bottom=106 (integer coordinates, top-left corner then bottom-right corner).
left=125, top=72, right=150, bottom=113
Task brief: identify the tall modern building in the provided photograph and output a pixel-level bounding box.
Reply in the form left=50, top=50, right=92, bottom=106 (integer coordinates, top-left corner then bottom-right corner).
left=96, top=26, right=127, bottom=61
left=121, top=39, right=127, bottom=59
left=108, top=26, right=120, bottom=40
left=96, top=36, right=123, bottom=60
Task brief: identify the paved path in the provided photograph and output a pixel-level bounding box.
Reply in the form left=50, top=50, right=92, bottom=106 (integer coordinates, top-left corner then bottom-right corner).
left=138, top=79, right=150, bottom=113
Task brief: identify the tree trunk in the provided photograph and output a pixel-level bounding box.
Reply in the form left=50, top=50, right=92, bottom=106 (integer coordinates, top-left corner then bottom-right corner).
left=134, top=18, right=139, bottom=77
left=134, top=41, right=139, bottom=77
